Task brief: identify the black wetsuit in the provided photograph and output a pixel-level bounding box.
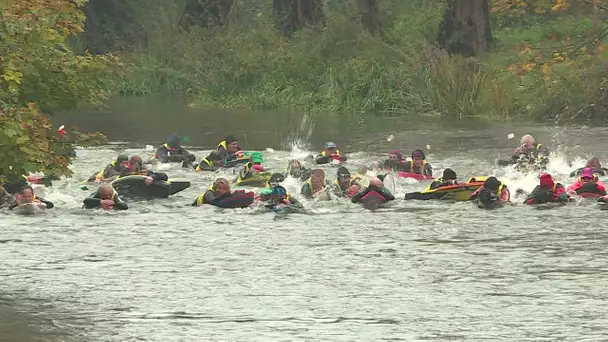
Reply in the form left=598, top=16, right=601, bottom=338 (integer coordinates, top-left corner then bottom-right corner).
left=402, top=161, right=433, bottom=176
left=192, top=189, right=248, bottom=208
left=314, top=153, right=347, bottom=165
left=351, top=186, right=395, bottom=203
left=88, top=161, right=126, bottom=181
left=300, top=180, right=331, bottom=199
left=510, top=144, right=550, bottom=169
left=429, top=178, right=455, bottom=190
left=119, top=168, right=168, bottom=182
left=379, top=159, right=408, bottom=172
left=83, top=192, right=128, bottom=210
left=156, top=134, right=195, bottom=163
left=156, top=146, right=195, bottom=164
left=288, top=168, right=311, bottom=181
left=332, top=179, right=361, bottom=197
left=265, top=196, right=304, bottom=210
left=197, top=156, right=221, bottom=171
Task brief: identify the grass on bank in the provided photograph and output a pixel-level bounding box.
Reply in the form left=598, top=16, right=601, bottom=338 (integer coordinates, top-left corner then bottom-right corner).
left=106, top=3, right=608, bottom=122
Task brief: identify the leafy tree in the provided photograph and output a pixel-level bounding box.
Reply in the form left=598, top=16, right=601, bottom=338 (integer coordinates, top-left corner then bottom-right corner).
left=0, top=0, right=113, bottom=183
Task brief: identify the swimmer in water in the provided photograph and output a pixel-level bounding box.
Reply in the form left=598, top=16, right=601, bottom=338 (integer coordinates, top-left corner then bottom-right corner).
left=83, top=184, right=128, bottom=210
left=351, top=177, right=395, bottom=203
left=9, top=185, right=54, bottom=210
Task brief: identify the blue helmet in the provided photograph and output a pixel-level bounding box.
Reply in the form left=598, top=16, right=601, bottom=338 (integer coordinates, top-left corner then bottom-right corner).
left=324, top=141, right=337, bottom=149
left=272, top=186, right=287, bottom=196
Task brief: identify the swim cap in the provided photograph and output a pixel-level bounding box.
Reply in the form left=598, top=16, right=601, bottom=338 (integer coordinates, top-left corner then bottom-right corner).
left=213, top=178, right=229, bottom=189
left=411, top=149, right=425, bottom=160
left=167, top=133, right=180, bottom=148
left=129, top=155, right=142, bottom=163
left=311, top=169, right=324, bottom=177
left=520, top=134, right=535, bottom=146
left=581, top=168, right=595, bottom=179
left=324, top=141, right=337, bottom=149
left=369, top=177, right=383, bottom=187
left=337, top=167, right=350, bottom=179
left=442, top=168, right=457, bottom=180
left=586, top=157, right=601, bottom=169
left=390, top=149, right=403, bottom=159
left=224, top=135, right=237, bottom=144
left=539, top=173, right=554, bottom=189
left=288, top=159, right=301, bottom=168
left=269, top=173, right=285, bottom=183
left=250, top=152, right=263, bottom=164
left=261, top=188, right=273, bottom=195
left=117, top=154, right=129, bottom=163
left=484, top=176, right=500, bottom=191
left=272, top=186, right=287, bottom=196
left=207, top=152, right=222, bottom=161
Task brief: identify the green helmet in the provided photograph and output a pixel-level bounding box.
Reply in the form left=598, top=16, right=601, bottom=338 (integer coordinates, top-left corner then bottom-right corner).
left=250, top=152, right=263, bottom=164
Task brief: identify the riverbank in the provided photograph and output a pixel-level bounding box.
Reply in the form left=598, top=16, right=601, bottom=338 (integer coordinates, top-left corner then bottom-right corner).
left=99, top=2, right=608, bottom=122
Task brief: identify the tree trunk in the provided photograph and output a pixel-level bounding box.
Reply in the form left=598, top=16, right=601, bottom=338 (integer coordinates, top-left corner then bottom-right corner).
left=355, top=0, right=380, bottom=34
left=180, top=0, right=236, bottom=30
left=82, top=0, right=147, bottom=53
left=272, top=0, right=324, bottom=36
left=437, top=0, right=492, bottom=57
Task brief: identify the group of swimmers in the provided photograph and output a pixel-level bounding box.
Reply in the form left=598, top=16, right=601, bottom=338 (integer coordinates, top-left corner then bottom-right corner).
left=2, top=132, right=607, bottom=212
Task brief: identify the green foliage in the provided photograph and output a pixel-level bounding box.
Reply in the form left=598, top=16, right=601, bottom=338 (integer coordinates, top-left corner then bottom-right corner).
left=0, top=0, right=112, bottom=183
left=92, top=0, right=608, bottom=122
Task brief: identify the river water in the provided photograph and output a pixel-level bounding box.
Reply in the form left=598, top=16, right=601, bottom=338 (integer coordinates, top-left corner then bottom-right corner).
left=2, top=97, right=608, bottom=341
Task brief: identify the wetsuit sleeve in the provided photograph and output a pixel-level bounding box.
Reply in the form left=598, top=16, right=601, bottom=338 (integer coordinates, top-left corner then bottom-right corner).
left=113, top=197, right=128, bottom=210
left=402, top=161, right=413, bottom=171
left=351, top=187, right=371, bottom=203
left=177, top=148, right=196, bottom=163
left=288, top=197, right=303, bottom=208
left=150, top=172, right=168, bottom=182
left=469, top=187, right=481, bottom=200
left=425, top=163, right=433, bottom=177
left=223, top=156, right=248, bottom=168
left=339, top=154, right=347, bottom=162
left=203, top=190, right=217, bottom=205
left=554, top=184, right=568, bottom=202
left=102, top=164, right=120, bottom=179
left=314, top=154, right=331, bottom=165
left=300, top=168, right=311, bottom=181
left=429, top=180, right=442, bottom=190
left=379, top=187, right=395, bottom=201
left=83, top=198, right=102, bottom=209
left=525, top=186, right=545, bottom=204
left=156, top=147, right=171, bottom=163
left=198, top=162, right=219, bottom=171
left=217, top=146, right=229, bottom=159
left=39, top=198, right=54, bottom=209
left=300, top=183, right=312, bottom=198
